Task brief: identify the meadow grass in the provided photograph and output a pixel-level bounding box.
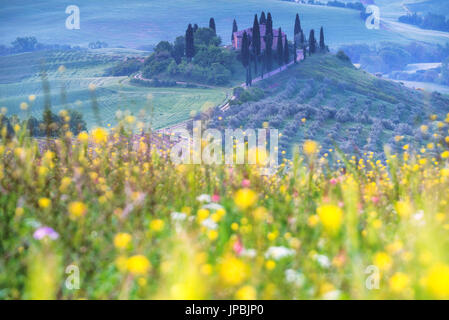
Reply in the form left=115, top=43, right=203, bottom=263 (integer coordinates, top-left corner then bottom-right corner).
left=1, top=112, right=449, bottom=299
left=0, top=50, right=229, bottom=129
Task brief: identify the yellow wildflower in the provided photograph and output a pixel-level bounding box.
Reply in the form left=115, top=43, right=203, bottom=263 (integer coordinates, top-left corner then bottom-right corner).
left=127, top=255, right=151, bottom=275
left=424, top=263, right=449, bottom=299
left=395, top=200, right=413, bottom=218
left=68, top=201, right=87, bottom=219
left=265, top=260, right=276, bottom=270
left=234, top=188, right=258, bottom=210
left=149, top=219, right=164, bottom=232
left=207, top=230, right=218, bottom=241
left=389, top=272, right=410, bottom=293
left=374, top=252, right=392, bottom=271
left=91, top=128, right=108, bottom=144
left=317, top=204, right=343, bottom=233
left=219, top=256, right=249, bottom=286
left=235, top=285, right=257, bottom=300
left=303, top=140, right=318, bottom=156
left=114, top=233, right=132, bottom=249
left=38, top=197, right=51, bottom=209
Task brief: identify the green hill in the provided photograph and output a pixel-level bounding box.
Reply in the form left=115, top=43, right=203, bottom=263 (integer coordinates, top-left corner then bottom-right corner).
left=208, top=53, right=449, bottom=157
left=0, top=50, right=229, bottom=129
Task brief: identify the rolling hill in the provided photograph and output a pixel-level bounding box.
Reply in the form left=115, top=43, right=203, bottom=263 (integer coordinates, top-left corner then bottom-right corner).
left=0, top=49, right=229, bottom=129
left=1, top=0, right=449, bottom=50
left=208, top=53, right=449, bottom=157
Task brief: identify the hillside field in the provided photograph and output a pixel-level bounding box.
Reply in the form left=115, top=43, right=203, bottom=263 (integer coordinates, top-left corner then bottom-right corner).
left=209, top=54, right=449, bottom=157
left=0, top=50, right=229, bottom=129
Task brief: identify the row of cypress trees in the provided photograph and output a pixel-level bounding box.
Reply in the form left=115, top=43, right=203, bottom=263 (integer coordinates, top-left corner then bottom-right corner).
left=238, top=12, right=326, bottom=86
left=185, top=14, right=327, bottom=86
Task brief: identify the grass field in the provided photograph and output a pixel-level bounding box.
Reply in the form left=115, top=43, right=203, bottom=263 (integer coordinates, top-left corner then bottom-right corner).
left=1, top=0, right=448, bottom=51
left=0, top=50, right=228, bottom=129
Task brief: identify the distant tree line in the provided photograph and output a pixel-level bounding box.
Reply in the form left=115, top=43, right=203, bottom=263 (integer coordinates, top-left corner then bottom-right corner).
left=0, top=36, right=110, bottom=56
left=398, top=12, right=449, bottom=32
left=281, top=1, right=366, bottom=13
left=0, top=37, right=82, bottom=56
left=340, top=41, right=449, bottom=74
left=0, top=109, right=86, bottom=138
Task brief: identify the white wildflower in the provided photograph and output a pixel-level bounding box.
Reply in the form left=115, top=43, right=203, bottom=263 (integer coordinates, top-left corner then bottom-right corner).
left=314, top=254, right=331, bottom=268
left=171, top=212, right=187, bottom=222
left=196, top=194, right=211, bottom=203
left=285, top=269, right=305, bottom=286
left=201, top=218, right=217, bottom=230
left=240, top=248, right=257, bottom=258
left=265, top=246, right=295, bottom=260
left=202, top=203, right=223, bottom=211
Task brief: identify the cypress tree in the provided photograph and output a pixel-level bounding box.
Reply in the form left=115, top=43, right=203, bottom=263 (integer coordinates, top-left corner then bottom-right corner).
left=264, top=32, right=273, bottom=71
left=252, top=15, right=261, bottom=56
left=284, top=35, right=289, bottom=65
left=260, top=11, right=266, bottom=24
left=232, top=19, right=238, bottom=43
left=209, top=18, right=216, bottom=34
left=277, top=28, right=284, bottom=68
left=193, top=24, right=198, bottom=32
left=294, top=41, right=297, bottom=64
left=319, top=26, right=325, bottom=51
left=241, top=32, right=251, bottom=86
left=294, top=14, right=302, bottom=36
left=265, top=12, right=273, bottom=71
left=308, top=29, right=316, bottom=55
left=266, top=13, right=273, bottom=35
left=241, top=32, right=250, bottom=68
left=252, top=14, right=261, bottom=73
left=185, top=24, right=195, bottom=60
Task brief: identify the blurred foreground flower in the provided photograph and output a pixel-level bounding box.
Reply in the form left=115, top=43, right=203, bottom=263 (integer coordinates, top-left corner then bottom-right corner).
left=234, top=188, right=258, bottom=210
left=317, top=204, right=343, bottom=233
left=127, top=255, right=151, bottom=275
left=33, top=226, right=59, bottom=241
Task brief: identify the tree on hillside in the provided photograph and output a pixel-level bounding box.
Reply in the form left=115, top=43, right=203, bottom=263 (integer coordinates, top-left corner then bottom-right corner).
left=294, top=41, right=297, bottom=64
left=241, top=31, right=251, bottom=86
left=252, top=14, right=261, bottom=74
left=266, top=13, right=273, bottom=36
left=265, top=32, right=273, bottom=72
left=232, top=19, right=238, bottom=42
left=284, top=36, right=289, bottom=65
left=319, top=26, right=326, bottom=52
left=277, top=28, right=284, bottom=68
left=294, top=14, right=302, bottom=38
left=195, top=27, right=221, bottom=46
left=260, top=11, right=266, bottom=25
left=265, top=13, right=274, bottom=71
left=209, top=18, right=216, bottom=34
left=11, top=36, right=38, bottom=52
left=309, top=29, right=316, bottom=55
left=185, top=24, right=195, bottom=60
left=193, top=24, right=199, bottom=32
left=173, top=36, right=185, bottom=63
